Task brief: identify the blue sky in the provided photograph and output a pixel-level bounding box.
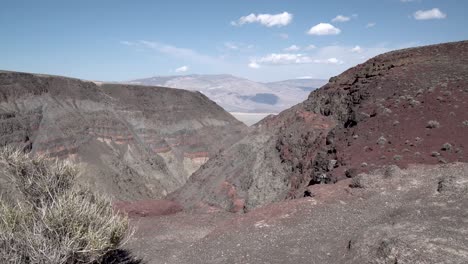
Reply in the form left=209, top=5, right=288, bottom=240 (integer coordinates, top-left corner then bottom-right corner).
left=1, top=0, right=467, bottom=82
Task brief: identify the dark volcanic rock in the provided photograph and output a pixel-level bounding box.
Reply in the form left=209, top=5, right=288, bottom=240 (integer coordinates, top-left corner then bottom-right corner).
left=171, top=41, right=468, bottom=212
left=0, top=70, right=247, bottom=201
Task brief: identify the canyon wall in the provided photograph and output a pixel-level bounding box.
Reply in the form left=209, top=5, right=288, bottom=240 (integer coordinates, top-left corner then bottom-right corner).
left=0, top=71, right=247, bottom=200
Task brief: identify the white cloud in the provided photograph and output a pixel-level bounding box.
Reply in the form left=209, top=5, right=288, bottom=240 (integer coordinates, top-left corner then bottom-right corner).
left=250, top=53, right=344, bottom=66
left=351, top=46, right=363, bottom=53
left=366, top=22, right=376, bottom=28
left=413, top=8, right=447, bottom=20
left=248, top=44, right=393, bottom=70
left=256, top=53, right=313, bottom=65
left=305, top=44, right=317, bottom=50
left=314, top=58, right=344, bottom=65
left=232, top=12, right=293, bottom=27
left=328, top=58, right=343, bottom=64
left=175, top=66, right=189, bottom=73
left=248, top=61, right=260, bottom=69
left=284, top=45, right=301, bottom=51
left=332, top=15, right=351, bottom=23
left=307, top=23, right=341, bottom=35
left=297, top=76, right=314, bottom=79
left=240, top=44, right=392, bottom=81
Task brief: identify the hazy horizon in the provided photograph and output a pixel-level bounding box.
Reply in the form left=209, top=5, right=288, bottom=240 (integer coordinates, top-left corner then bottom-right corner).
left=2, top=0, right=467, bottom=83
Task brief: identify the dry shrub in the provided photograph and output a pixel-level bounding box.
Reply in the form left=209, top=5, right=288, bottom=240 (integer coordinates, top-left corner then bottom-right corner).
left=0, top=147, right=133, bottom=264
left=426, top=120, right=440, bottom=129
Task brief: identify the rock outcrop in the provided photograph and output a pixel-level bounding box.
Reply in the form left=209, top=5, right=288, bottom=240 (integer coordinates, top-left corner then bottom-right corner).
left=0, top=71, right=247, bottom=200
left=171, top=41, right=468, bottom=212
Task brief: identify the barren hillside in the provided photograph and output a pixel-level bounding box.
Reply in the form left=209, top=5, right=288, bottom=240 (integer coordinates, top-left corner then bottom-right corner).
left=0, top=71, right=247, bottom=201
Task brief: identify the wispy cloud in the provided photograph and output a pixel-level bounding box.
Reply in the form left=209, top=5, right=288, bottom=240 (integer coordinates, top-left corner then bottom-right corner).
left=332, top=15, right=351, bottom=23
left=284, top=45, right=301, bottom=52
left=232, top=12, right=293, bottom=27
left=224, top=42, right=239, bottom=50
left=307, top=23, right=341, bottom=35
left=248, top=61, right=260, bottom=69
left=413, top=8, right=447, bottom=20
left=255, top=53, right=313, bottom=65
left=223, top=42, right=254, bottom=52
left=175, top=65, right=189, bottom=73
left=248, top=53, right=344, bottom=67
left=314, top=58, right=344, bottom=65
left=121, top=40, right=218, bottom=64
left=366, top=22, right=376, bottom=28
left=247, top=44, right=392, bottom=71
left=351, top=46, right=363, bottom=53
left=120, top=41, right=135, bottom=46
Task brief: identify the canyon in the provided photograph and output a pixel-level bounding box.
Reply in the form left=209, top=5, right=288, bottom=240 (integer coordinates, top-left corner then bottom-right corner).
left=0, top=41, right=467, bottom=264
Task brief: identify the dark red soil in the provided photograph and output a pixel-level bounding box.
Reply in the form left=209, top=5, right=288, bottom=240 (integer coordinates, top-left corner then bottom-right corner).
left=114, top=200, right=183, bottom=217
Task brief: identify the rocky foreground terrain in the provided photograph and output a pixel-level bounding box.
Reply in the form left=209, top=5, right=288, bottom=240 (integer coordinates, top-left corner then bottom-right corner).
left=128, top=163, right=468, bottom=263
left=123, top=41, right=468, bottom=263
left=0, top=71, right=247, bottom=201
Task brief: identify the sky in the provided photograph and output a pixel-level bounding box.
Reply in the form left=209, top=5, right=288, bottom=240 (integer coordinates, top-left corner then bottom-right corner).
left=1, top=0, right=467, bottom=82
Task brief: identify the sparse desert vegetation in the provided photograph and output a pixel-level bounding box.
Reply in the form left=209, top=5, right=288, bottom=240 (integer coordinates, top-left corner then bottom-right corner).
left=377, top=136, right=387, bottom=145
left=426, top=120, right=440, bottom=128
left=0, top=148, right=132, bottom=264
left=441, top=142, right=453, bottom=151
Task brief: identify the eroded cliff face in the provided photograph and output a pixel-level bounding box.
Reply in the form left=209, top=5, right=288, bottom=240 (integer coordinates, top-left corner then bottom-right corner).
left=171, top=41, right=468, bottom=212
left=0, top=71, right=247, bottom=200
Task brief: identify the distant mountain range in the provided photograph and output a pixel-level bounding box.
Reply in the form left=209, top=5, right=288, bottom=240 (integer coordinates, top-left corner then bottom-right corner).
left=128, top=75, right=327, bottom=113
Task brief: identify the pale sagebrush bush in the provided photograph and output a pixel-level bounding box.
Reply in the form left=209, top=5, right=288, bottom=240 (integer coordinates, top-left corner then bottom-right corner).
left=426, top=120, right=440, bottom=129
left=0, top=148, right=76, bottom=206
left=0, top=148, right=131, bottom=264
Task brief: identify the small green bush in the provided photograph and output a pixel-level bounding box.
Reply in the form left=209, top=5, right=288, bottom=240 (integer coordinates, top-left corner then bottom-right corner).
left=0, top=148, right=131, bottom=264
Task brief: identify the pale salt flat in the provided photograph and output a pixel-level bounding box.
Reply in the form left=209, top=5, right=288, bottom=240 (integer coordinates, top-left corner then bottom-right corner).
left=230, top=112, right=277, bottom=126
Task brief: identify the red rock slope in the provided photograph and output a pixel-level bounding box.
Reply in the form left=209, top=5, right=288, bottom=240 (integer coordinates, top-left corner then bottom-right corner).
left=171, top=41, right=468, bottom=212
